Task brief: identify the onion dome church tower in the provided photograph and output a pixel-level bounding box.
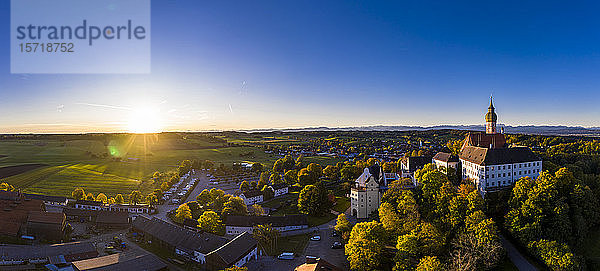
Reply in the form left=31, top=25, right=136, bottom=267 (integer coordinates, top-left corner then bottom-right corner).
left=485, top=96, right=497, bottom=134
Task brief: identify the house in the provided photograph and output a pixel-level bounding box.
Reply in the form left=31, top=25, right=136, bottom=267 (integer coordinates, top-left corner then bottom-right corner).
left=225, top=215, right=308, bottom=235
left=270, top=183, right=289, bottom=197
left=204, top=232, right=259, bottom=271
left=71, top=253, right=168, bottom=271
left=459, top=98, right=542, bottom=195
left=95, top=211, right=130, bottom=230
left=107, top=204, right=153, bottom=215
left=131, top=215, right=229, bottom=264
left=74, top=200, right=104, bottom=211
left=24, top=194, right=69, bottom=213
left=432, top=152, right=459, bottom=169
left=0, top=241, right=98, bottom=265
left=63, top=207, right=97, bottom=222
left=26, top=211, right=66, bottom=241
left=0, top=191, right=45, bottom=238
left=399, top=156, right=432, bottom=181
left=350, top=165, right=388, bottom=219
left=295, top=257, right=343, bottom=271
left=239, top=190, right=263, bottom=205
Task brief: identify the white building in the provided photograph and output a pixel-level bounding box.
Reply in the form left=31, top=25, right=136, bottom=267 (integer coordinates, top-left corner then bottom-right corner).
left=432, top=152, right=459, bottom=169
left=108, top=204, right=153, bottom=214
left=225, top=215, right=308, bottom=235
left=350, top=165, right=388, bottom=219
left=270, top=183, right=289, bottom=197
left=74, top=200, right=104, bottom=211
left=459, top=98, right=542, bottom=194
left=239, top=190, right=263, bottom=205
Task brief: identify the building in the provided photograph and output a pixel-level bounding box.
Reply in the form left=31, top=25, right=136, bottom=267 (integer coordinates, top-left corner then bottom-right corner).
left=63, top=208, right=97, bottom=222
left=270, top=183, right=289, bottom=197
left=350, top=165, right=388, bottom=219
left=0, top=241, right=98, bottom=265
left=24, top=194, right=69, bottom=213
left=239, top=190, right=263, bottom=205
left=432, top=152, right=459, bottom=169
left=131, top=215, right=229, bottom=264
left=399, top=156, right=431, bottom=181
left=74, top=200, right=104, bottom=211
left=459, top=98, right=542, bottom=194
left=204, top=232, right=259, bottom=271
left=295, top=257, right=343, bottom=271
left=26, top=211, right=66, bottom=241
left=71, top=253, right=168, bottom=271
left=0, top=191, right=45, bottom=238
left=107, top=204, right=153, bottom=215
left=95, top=211, right=130, bottom=230
left=225, top=215, right=308, bottom=235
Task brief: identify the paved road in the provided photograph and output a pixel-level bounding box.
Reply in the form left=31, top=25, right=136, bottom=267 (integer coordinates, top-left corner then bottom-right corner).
left=500, top=234, right=538, bottom=271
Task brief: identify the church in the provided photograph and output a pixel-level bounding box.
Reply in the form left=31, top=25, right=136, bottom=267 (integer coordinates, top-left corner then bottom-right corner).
left=458, top=98, right=542, bottom=194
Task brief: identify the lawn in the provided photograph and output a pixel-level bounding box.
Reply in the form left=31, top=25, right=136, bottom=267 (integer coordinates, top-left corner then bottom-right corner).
left=332, top=196, right=350, bottom=213
left=272, top=233, right=310, bottom=256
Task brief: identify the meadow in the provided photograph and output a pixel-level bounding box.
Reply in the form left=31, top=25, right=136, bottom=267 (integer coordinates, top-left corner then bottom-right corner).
left=0, top=133, right=341, bottom=197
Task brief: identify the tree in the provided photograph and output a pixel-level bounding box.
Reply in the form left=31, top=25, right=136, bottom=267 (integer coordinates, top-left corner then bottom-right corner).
left=379, top=202, right=403, bottom=237
left=306, top=163, right=323, bottom=180
left=174, top=204, right=192, bottom=223
left=161, top=182, right=169, bottom=192
left=252, top=224, right=280, bottom=255
left=249, top=204, right=265, bottom=216
left=341, top=164, right=361, bottom=181
left=198, top=210, right=223, bottom=235
left=261, top=185, right=274, bottom=200
left=85, top=193, right=95, bottom=201
left=0, top=182, right=14, bottom=191
left=323, top=165, right=340, bottom=180
left=269, top=173, right=282, bottom=185
left=223, top=197, right=248, bottom=216
left=416, top=256, right=444, bottom=271
left=115, top=194, right=124, bottom=204
left=239, top=181, right=250, bottom=192
left=259, top=172, right=270, bottom=185
left=284, top=169, right=298, bottom=185
left=72, top=188, right=86, bottom=200
left=196, top=189, right=211, bottom=207
left=345, top=221, right=388, bottom=271
left=335, top=213, right=352, bottom=240
left=298, top=182, right=331, bottom=216
left=273, top=159, right=284, bottom=173
left=396, top=222, right=443, bottom=258
left=129, top=190, right=143, bottom=205
left=96, top=193, right=108, bottom=203
left=298, top=169, right=314, bottom=186
left=146, top=194, right=158, bottom=205
left=528, top=239, right=577, bottom=271
left=223, top=267, right=248, bottom=271
left=107, top=197, right=116, bottom=204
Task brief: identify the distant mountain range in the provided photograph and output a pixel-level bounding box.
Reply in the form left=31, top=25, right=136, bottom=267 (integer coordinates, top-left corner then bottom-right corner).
left=243, top=125, right=600, bottom=137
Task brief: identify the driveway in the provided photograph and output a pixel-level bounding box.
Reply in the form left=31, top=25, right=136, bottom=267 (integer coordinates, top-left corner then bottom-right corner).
left=500, top=234, right=538, bottom=271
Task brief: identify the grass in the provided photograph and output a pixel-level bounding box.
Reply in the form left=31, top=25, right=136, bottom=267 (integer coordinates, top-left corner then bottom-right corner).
left=307, top=213, right=336, bottom=227
left=332, top=196, right=350, bottom=213
left=272, top=233, right=310, bottom=256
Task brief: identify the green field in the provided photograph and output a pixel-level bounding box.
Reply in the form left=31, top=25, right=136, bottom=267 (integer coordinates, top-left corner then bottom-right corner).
left=0, top=133, right=342, bottom=198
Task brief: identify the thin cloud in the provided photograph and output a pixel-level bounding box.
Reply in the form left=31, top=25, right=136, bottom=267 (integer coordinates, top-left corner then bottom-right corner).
left=75, top=102, right=131, bottom=111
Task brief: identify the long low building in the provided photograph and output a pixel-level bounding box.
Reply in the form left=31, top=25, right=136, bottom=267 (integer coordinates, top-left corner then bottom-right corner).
left=0, top=241, right=98, bottom=265
left=132, top=215, right=259, bottom=270
left=225, top=215, right=309, bottom=235
left=71, top=253, right=167, bottom=271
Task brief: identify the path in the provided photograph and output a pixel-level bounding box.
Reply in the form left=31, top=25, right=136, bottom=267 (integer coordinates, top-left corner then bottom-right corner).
left=500, top=234, right=538, bottom=271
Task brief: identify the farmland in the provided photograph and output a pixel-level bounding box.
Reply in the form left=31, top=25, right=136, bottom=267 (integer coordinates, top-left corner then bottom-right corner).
left=0, top=133, right=342, bottom=197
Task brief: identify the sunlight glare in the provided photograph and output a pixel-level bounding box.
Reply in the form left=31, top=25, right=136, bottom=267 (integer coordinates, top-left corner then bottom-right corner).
left=127, top=106, right=163, bottom=133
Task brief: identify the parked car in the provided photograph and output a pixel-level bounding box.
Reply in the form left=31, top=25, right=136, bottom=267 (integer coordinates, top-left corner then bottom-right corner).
left=277, top=252, right=294, bottom=260
left=310, top=235, right=321, bottom=241
left=331, top=241, right=343, bottom=249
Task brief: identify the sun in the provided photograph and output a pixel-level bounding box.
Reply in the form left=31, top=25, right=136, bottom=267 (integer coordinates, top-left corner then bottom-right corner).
left=127, top=106, right=163, bottom=133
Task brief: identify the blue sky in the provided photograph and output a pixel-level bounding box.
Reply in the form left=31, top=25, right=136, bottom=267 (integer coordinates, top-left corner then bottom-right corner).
left=1, top=1, right=600, bottom=133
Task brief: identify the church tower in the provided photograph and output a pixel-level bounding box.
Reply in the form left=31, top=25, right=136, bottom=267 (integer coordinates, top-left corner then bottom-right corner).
left=485, top=97, right=497, bottom=134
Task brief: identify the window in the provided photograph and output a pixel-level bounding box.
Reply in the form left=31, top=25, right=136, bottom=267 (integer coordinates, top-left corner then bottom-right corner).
left=508, top=172, right=511, bottom=176
left=519, top=164, right=522, bottom=168
left=503, top=165, right=506, bottom=170
left=508, top=165, right=511, bottom=169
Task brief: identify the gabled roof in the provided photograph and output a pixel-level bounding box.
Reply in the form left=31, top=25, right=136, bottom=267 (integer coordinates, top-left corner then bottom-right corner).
left=433, top=152, right=459, bottom=163
left=132, top=215, right=228, bottom=254
left=356, top=165, right=386, bottom=187
left=459, top=146, right=540, bottom=166
left=205, top=232, right=257, bottom=266
left=295, top=258, right=344, bottom=271
left=241, top=190, right=263, bottom=198
left=270, top=183, right=288, bottom=190
left=27, top=211, right=65, bottom=224
left=95, top=211, right=129, bottom=224
left=401, top=156, right=431, bottom=172
left=225, top=215, right=308, bottom=227
left=71, top=253, right=167, bottom=271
